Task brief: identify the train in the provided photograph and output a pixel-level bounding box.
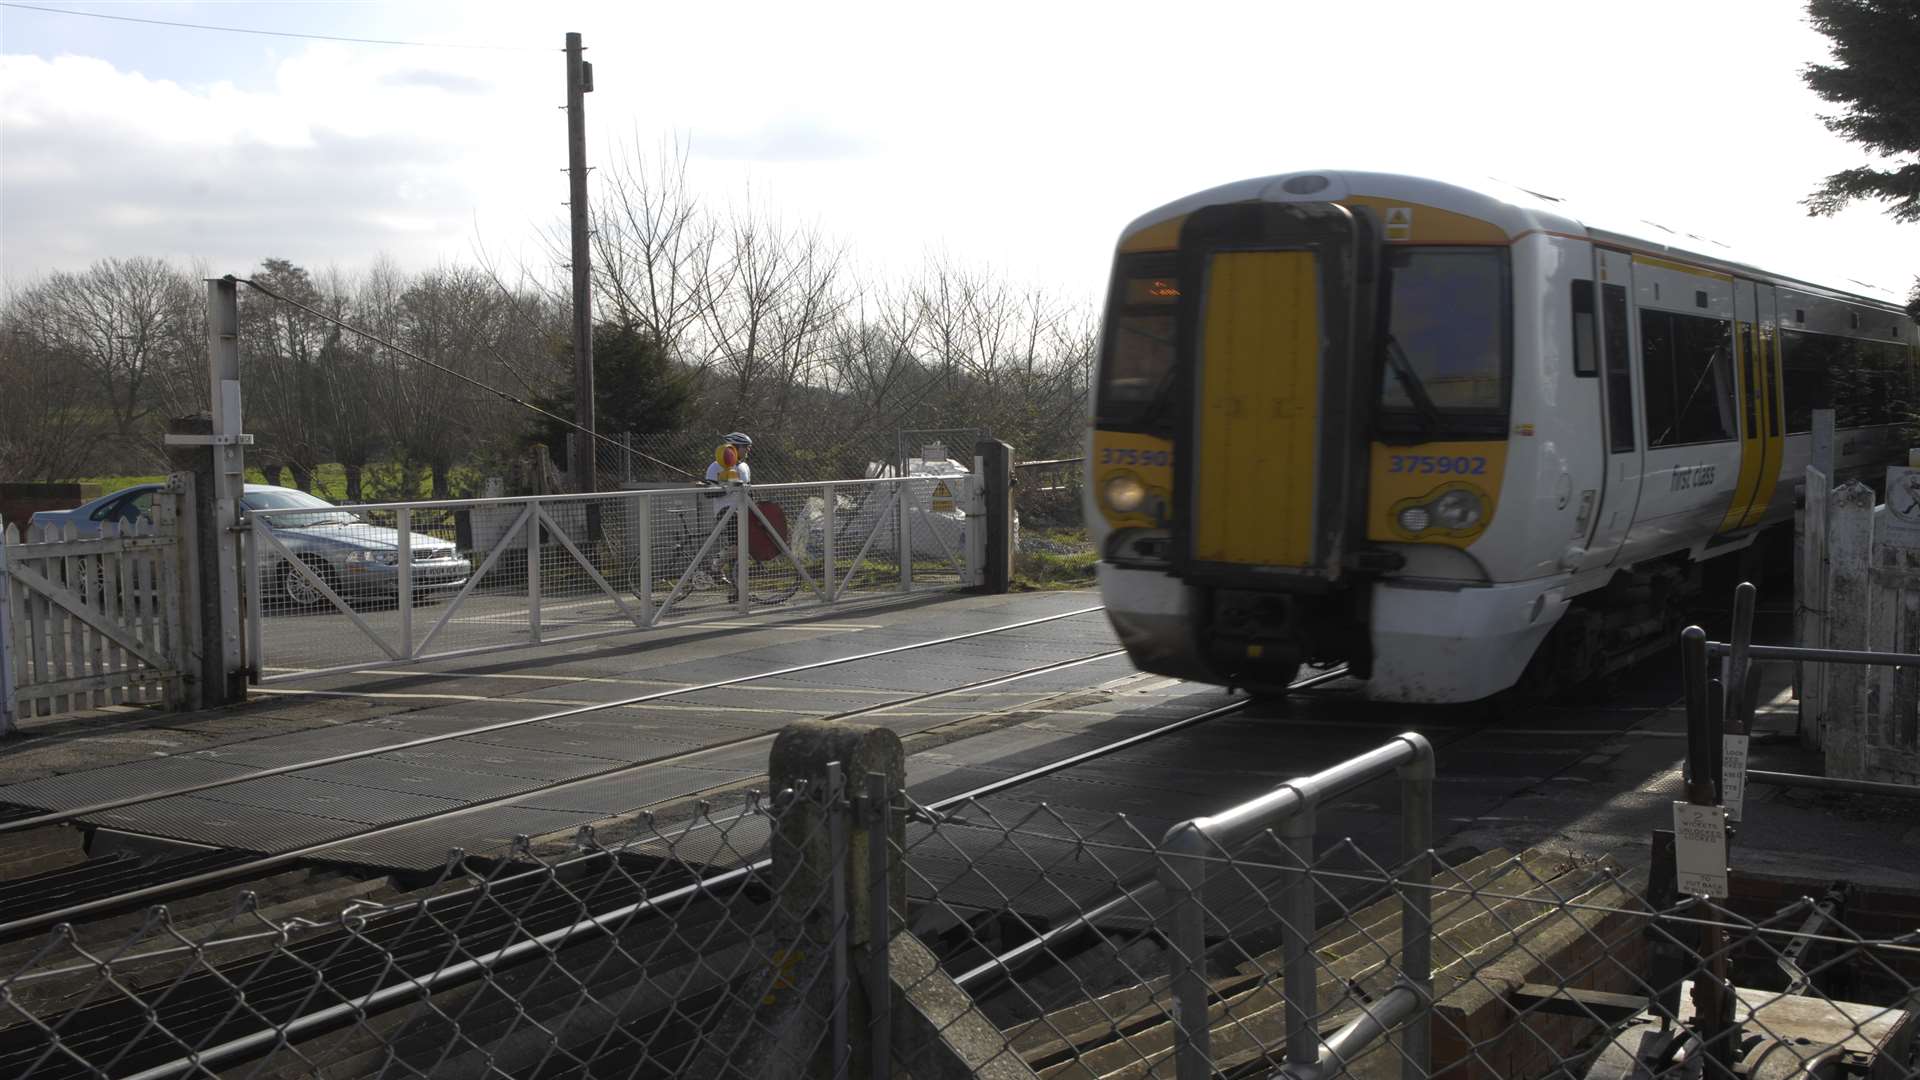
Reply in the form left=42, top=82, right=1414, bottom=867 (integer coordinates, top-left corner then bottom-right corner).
left=1087, top=170, right=1917, bottom=703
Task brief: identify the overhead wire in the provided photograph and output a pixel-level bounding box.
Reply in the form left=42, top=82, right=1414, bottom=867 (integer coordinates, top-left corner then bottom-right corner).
left=234, top=276, right=700, bottom=480
left=0, top=2, right=551, bottom=51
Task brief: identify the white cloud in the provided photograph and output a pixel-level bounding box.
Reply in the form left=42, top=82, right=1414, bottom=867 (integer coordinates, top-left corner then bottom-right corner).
left=0, top=0, right=1913, bottom=302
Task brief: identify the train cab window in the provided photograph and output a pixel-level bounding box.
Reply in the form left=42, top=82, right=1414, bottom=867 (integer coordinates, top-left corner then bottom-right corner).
left=1096, top=260, right=1180, bottom=430
left=1571, top=281, right=1598, bottom=377
left=1377, top=248, right=1509, bottom=438
left=1640, top=309, right=1736, bottom=448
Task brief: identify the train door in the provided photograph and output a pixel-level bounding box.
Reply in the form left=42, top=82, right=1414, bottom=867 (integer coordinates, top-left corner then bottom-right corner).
left=1718, top=280, right=1771, bottom=532
left=1576, top=248, right=1643, bottom=569
left=1736, top=286, right=1786, bottom=529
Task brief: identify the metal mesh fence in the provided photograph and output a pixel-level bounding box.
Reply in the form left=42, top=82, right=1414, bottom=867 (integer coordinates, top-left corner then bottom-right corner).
left=0, top=787, right=848, bottom=1079
left=245, top=477, right=978, bottom=682
left=8, top=738, right=1917, bottom=1079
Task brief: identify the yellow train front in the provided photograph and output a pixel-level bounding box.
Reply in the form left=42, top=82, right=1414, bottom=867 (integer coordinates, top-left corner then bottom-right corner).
left=1088, top=170, right=1917, bottom=702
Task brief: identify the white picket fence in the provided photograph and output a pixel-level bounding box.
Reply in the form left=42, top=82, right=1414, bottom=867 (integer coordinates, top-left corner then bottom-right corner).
left=1798, top=464, right=1920, bottom=786
left=0, top=493, right=188, bottom=733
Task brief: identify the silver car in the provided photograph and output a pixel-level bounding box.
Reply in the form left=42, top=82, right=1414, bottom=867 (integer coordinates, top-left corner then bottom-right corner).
left=31, top=483, right=473, bottom=610
left=240, top=487, right=472, bottom=609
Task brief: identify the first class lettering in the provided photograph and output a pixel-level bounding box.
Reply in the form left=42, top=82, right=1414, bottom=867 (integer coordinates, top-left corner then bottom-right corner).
left=1669, top=465, right=1717, bottom=492
left=1100, top=447, right=1171, bottom=467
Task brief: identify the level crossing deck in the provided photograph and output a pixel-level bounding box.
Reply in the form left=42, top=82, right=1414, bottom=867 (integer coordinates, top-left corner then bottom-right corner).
left=0, top=590, right=1133, bottom=870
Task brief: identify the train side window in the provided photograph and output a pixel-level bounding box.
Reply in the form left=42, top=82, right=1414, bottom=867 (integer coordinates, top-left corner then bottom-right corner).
left=1571, top=281, right=1598, bottom=377
left=1601, top=284, right=1634, bottom=453
left=1781, top=329, right=1835, bottom=433
left=1641, top=308, right=1736, bottom=448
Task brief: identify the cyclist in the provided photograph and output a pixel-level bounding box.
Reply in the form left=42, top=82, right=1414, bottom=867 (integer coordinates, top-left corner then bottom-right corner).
left=706, top=431, right=753, bottom=485
left=702, top=432, right=753, bottom=599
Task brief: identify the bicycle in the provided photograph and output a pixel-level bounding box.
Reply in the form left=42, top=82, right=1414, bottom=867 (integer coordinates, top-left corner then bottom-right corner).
left=638, top=493, right=808, bottom=609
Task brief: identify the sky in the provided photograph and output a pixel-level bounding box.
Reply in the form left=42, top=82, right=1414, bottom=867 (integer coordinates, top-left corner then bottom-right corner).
left=1, top=0, right=1914, bottom=306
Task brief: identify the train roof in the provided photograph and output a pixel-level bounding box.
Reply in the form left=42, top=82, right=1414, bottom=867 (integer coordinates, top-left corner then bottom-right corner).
left=1123, top=170, right=1910, bottom=314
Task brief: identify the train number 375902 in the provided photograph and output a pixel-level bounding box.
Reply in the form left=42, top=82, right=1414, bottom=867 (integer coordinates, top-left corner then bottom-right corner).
left=1387, top=454, right=1487, bottom=475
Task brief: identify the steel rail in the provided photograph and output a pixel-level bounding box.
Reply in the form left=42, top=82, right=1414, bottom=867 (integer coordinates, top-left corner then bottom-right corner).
left=0, top=645, right=1128, bottom=940
left=930, top=665, right=1350, bottom=810
left=0, top=606, right=1106, bottom=837
left=116, top=664, right=1338, bottom=1080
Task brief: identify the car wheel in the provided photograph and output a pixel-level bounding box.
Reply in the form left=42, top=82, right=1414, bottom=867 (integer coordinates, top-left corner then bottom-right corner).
left=280, top=557, right=335, bottom=609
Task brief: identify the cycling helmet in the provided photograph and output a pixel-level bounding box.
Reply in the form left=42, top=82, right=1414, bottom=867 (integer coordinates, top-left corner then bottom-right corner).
left=722, top=432, right=753, bottom=448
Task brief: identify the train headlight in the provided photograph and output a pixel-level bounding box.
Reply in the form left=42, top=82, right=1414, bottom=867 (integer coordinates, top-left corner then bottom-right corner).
left=1104, top=473, right=1147, bottom=513
left=1398, top=507, right=1431, bottom=532
left=1430, top=490, right=1483, bottom=531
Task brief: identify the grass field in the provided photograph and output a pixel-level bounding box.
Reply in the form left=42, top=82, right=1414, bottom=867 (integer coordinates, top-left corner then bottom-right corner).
left=1013, top=527, right=1097, bottom=590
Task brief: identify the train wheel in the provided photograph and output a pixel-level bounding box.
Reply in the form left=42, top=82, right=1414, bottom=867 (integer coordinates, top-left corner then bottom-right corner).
left=1235, top=664, right=1302, bottom=703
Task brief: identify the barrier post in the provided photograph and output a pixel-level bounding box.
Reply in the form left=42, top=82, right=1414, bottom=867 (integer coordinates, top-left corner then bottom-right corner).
left=975, top=440, right=1014, bottom=594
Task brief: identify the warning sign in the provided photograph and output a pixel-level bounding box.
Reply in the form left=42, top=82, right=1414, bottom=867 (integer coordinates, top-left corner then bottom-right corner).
left=931, top=480, right=955, bottom=513
left=1885, top=467, right=1920, bottom=540
left=1385, top=206, right=1413, bottom=242
left=1671, top=801, right=1729, bottom=899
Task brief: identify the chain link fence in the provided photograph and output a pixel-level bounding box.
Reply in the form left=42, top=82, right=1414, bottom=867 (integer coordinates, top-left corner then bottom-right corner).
left=7, top=725, right=1917, bottom=1078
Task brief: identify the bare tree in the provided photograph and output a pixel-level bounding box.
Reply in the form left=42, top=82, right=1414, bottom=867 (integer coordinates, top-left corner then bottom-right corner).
left=590, top=136, right=719, bottom=360
left=6, top=258, right=198, bottom=468
left=698, top=206, right=846, bottom=424
left=386, top=265, right=530, bottom=497
left=0, top=307, right=105, bottom=483
left=240, top=259, right=338, bottom=491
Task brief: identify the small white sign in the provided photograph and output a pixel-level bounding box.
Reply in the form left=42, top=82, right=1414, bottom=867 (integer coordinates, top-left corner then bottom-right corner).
left=1385, top=206, right=1413, bottom=241
left=1722, top=733, right=1750, bottom=822
left=1885, top=468, right=1920, bottom=537
left=1672, top=802, right=1729, bottom=898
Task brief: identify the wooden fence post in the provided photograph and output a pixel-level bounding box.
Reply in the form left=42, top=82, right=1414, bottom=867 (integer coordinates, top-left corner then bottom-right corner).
left=1824, top=480, right=1875, bottom=778
left=1868, top=466, right=1920, bottom=783
left=1800, top=467, right=1830, bottom=745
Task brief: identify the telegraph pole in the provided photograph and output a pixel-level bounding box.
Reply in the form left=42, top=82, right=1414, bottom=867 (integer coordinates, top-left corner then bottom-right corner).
left=565, top=32, right=595, bottom=493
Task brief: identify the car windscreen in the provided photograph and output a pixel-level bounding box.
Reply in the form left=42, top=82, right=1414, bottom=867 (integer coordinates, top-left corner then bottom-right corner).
left=241, top=490, right=361, bottom=527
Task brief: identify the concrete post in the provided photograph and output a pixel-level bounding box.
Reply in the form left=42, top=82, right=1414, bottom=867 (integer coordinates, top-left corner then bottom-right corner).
left=691, top=720, right=1035, bottom=1079
left=165, top=416, right=241, bottom=706
left=976, top=439, right=1014, bottom=594
left=690, top=719, right=903, bottom=1079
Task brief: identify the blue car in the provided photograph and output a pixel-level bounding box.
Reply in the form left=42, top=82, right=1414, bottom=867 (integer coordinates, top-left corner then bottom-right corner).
left=28, top=485, right=166, bottom=538
left=33, top=484, right=473, bottom=610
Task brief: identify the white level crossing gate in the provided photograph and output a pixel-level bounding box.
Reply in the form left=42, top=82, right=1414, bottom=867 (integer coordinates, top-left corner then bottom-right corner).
left=244, top=475, right=983, bottom=684
left=1, top=482, right=190, bottom=732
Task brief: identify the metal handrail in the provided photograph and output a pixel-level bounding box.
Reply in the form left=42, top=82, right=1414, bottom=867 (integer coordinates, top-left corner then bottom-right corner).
left=1158, top=733, right=1434, bottom=1080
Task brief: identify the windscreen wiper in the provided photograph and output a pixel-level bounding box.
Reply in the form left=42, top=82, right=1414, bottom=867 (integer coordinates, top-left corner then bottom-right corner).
left=1383, top=334, right=1442, bottom=434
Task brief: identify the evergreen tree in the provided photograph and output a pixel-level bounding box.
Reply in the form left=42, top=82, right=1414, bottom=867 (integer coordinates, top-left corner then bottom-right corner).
left=1802, top=0, right=1920, bottom=311
left=1802, top=0, right=1920, bottom=223
left=533, top=322, right=691, bottom=459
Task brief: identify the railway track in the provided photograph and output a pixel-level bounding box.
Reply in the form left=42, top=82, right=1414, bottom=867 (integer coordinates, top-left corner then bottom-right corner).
left=0, top=654, right=1345, bottom=1080
left=0, top=606, right=1117, bottom=940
